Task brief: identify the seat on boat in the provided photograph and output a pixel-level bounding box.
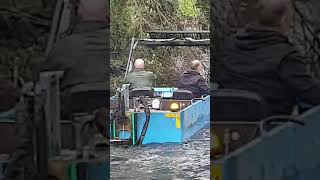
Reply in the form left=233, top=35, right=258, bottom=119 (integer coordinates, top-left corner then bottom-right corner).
left=65, top=83, right=107, bottom=115
left=62, top=83, right=108, bottom=149
left=211, top=89, right=269, bottom=155
left=212, top=89, right=268, bottom=122
left=129, top=87, right=154, bottom=98
left=172, top=90, right=194, bottom=100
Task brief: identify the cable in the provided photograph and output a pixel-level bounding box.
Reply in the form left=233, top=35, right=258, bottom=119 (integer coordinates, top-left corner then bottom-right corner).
left=134, top=96, right=150, bottom=146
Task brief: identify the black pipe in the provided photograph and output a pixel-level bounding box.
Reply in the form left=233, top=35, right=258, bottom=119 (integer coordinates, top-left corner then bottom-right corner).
left=134, top=96, right=150, bottom=146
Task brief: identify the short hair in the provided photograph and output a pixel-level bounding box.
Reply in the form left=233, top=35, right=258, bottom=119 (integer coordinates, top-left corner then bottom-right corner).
left=257, top=0, right=292, bottom=27
left=190, top=60, right=201, bottom=70
left=134, top=59, right=145, bottom=69
left=78, top=0, right=107, bottom=21
left=79, top=0, right=107, bottom=11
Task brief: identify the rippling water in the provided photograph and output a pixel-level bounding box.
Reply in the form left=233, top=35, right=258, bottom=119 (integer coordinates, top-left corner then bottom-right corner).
left=110, top=127, right=210, bottom=180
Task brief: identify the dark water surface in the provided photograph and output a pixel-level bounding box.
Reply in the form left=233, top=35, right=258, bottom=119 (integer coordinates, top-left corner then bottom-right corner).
left=110, top=127, right=210, bottom=180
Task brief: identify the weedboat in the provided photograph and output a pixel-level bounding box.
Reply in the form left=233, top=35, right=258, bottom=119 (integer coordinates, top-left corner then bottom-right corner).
left=110, top=31, right=210, bottom=145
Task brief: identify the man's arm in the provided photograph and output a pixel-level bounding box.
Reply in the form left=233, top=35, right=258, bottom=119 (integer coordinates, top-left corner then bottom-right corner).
left=123, top=73, right=132, bottom=85
left=37, top=39, right=73, bottom=73
left=197, top=77, right=210, bottom=95
left=279, top=51, right=320, bottom=105
left=123, top=76, right=129, bottom=84
left=32, top=44, right=66, bottom=83
left=152, top=73, right=157, bottom=87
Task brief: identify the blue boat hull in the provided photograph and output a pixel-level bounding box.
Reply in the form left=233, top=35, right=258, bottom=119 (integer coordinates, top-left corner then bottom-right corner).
left=213, top=105, right=320, bottom=180
left=135, top=96, right=210, bottom=144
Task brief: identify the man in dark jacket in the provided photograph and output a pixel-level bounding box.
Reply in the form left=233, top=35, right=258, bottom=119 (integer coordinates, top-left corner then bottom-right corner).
left=176, top=60, right=209, bottom=98
left=216, top=0, right=320, bottom=115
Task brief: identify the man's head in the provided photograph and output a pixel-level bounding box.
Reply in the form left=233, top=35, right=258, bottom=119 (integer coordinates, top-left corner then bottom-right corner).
left=257, top=0, right=294, bottom=34
left=134, top=59, right=145, bottom=69
left=190, top=60, right=203, bottom=72
left=78, top=0, right=108, bottom=22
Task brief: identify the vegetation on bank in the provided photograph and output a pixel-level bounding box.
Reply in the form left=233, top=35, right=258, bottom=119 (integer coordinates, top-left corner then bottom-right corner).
left=110, top=0, right=210, bottom=92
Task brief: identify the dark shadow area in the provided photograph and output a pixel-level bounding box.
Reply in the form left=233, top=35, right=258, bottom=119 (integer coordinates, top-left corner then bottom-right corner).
left=0, top=0, right=110, bottom=179
left=211, top=0, right=320, bottom=179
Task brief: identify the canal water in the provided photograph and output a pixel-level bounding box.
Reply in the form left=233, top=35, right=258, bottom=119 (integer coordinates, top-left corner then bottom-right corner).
left=110, top=126, right=210, bottom=180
